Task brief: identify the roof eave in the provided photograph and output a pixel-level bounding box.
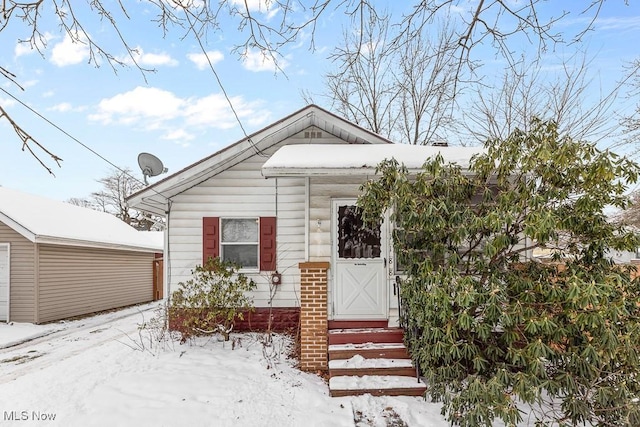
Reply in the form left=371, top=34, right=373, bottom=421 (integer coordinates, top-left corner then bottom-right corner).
left=261, top=167, right=430, bottom=178
left=127, top=193, right=169, bottom=217
left=127, top=104, right=394, bottom=210
left=262, top=166, right=478, bottom=178
left=0, top=212, right=36, bottom=242
left=34, top=235, right=162, bottom=253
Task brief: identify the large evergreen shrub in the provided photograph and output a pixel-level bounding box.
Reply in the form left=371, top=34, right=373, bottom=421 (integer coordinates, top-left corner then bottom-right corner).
left=358, top=119, right=640, bottom=426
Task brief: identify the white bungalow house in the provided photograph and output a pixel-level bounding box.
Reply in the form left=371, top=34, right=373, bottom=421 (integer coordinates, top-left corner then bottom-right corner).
left=128, top=104, right=481, bottom=395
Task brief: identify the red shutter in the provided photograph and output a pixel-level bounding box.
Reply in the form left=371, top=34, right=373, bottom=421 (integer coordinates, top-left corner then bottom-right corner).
left=260, top=217, right=277, bottom=271
left=202, top=217, right=220, bottom=265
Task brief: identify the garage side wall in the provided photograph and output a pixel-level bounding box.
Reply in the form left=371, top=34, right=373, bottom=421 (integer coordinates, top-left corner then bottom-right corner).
left=37, top=245, right=154, bottom=323
left=0, top=221, right=36, bottom=322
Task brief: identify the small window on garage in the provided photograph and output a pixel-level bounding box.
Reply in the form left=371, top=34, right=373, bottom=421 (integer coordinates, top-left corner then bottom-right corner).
left=221, top=218, right=259, bottom=269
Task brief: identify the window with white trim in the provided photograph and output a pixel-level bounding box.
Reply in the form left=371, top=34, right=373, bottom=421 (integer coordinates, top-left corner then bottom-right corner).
left=221, top=218, right=259, bottom=269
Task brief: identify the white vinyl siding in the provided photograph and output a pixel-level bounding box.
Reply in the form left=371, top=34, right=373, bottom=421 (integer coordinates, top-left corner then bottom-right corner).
left=168, top=146, right=306, bottom=308
left=166, top=128, right=375, bottom=308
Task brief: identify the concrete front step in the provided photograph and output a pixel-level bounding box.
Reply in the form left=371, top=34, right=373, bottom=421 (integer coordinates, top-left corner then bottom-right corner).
left=329, top=375, right=426, bottom=397
left=329, top=356, right=415, bottom=378
left=327, top=326, right=421, bottom=398
left=328, top=327, right=404, bottom=345
left=329, top=342, right=410, bottom=360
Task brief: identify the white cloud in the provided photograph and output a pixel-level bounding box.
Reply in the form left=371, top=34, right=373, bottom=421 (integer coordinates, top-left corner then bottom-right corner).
left=89, top=87, right=184, bottom=125
left=449, top=4, right=469, bottom=14
left=123, top=47, right=178, bottom=67
left=50, top=34, right=89, bottom=66
left=15, top=42, right=35, bottom=57
left=0, top=97, right=16, bottom=108
left=49, top=103, right=73, bottom=113
left=242, top=49, right=289, bottom=72
left=89, top=87, right=270, bottom=141
left=184, top=94, right=240, bottom=129
left=48, top=102, right=86, bottom=113
left=42, top=91, right=55, bottom=98
left=187, top=51, right=224, bottom=70
left=162, top=129, right=194, bottom=147
left=22, top=80, right=38, bottom=88
left=183, top=93, right=270, bottom=130
left=594, top=16, right=640, bottom=32
left=231, top=0, right=279, bottom=19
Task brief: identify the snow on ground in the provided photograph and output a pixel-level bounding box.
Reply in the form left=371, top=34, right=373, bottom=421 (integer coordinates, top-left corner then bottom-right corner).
left=0, top=303, right=451, bottom=427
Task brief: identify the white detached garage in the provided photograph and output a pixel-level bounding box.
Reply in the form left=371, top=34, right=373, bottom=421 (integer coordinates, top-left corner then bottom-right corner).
left=0, top=187, right=163, bottom=323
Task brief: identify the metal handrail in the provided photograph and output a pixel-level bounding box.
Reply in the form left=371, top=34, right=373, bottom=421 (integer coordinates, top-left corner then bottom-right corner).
left=395, top=275, right=422, bottom=381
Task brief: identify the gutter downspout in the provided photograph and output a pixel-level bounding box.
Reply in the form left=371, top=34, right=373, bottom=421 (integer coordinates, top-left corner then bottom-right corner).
left=164, top=201, right=172, bottom=306
left=33, top=243, right=39, bottom=324
left=305, top=177, right=310, bottom=261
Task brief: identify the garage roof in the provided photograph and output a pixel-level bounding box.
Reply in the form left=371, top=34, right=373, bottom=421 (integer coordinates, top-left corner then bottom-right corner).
left=0, top=187, right=163, bottom=252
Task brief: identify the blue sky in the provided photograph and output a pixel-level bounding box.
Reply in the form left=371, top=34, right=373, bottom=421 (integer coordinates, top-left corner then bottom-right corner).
left=1, top=1, right=640, bottom=202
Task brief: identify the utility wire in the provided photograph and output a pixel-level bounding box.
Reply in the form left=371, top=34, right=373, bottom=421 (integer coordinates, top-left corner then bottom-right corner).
left=183, top=8, right=267, bottom=157
left=1, top=5, right=272, bottom=192
left=0, top=86, right=158, bottom=193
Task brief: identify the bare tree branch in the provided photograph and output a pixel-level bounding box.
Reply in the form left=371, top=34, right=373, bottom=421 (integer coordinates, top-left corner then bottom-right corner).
left=70, top=168, right=165, bottom=230
left=0, top=105, right=62, bottom=175
left=463, top=47, right=637, bottom=153
left=0, top=0, right=619, bottom=171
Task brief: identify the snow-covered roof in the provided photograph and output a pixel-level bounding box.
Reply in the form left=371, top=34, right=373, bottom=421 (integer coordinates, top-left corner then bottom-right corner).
left=127, top=104, right=393, bottom=216
left=261, top=144, right=485, bottom=177
left=0, top=187, right=163, bottom=252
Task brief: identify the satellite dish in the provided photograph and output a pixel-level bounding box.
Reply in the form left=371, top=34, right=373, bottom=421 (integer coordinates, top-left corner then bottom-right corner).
left=138, top=152, right=168, bottom=185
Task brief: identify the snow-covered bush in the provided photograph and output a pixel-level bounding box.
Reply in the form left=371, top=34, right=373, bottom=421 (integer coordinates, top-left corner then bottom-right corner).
left=170, top=257, right=256, bottom=342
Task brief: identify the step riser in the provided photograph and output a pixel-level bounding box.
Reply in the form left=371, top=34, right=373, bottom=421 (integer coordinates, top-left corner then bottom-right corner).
left=329, top=348, right=410, bottom=360
left=328, top=331, right=404, bottom=345
left=330, top=387, right=425, bottom=398
left=328, top=320, right=388, bottom=329
left=327, top=325, right=420, bottom=398
left=329, top=367, right=416, bottom=378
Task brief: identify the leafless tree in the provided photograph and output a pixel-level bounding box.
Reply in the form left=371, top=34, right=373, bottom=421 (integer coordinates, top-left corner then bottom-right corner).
left=66, top=197, right=97, bottom=210
left=394, top=20, right=462, bottom=145
left=0, top=1, right=622, bottom=166
left=310, top=12, right=462, bottom=145
left=612, top=189, right=640, bottom=228
left=616, top=59, right=640, bottom=158
left=320, top=9, right=400, bottom=140
left=68, top=168, right=164, bottom=231
left=460, top=51, right=633, bottom=148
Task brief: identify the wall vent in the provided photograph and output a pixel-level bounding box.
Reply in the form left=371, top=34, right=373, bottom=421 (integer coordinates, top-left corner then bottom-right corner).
left=304, top=131, right=323, bottom=139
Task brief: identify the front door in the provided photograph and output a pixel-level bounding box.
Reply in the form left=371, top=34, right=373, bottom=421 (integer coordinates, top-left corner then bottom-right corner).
left=332, top=200, right=387, bottom=320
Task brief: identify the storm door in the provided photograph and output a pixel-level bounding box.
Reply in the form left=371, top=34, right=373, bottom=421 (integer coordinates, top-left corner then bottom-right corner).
left=332, top=200, right=387, bottom=319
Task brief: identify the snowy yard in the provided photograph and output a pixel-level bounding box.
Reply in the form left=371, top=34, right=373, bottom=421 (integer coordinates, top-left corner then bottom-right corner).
left=0, top=303, right=451, bottom=427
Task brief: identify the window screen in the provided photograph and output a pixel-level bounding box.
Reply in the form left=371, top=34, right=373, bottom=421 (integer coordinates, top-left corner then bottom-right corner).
left=221, top=218, right=259, bottom=268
